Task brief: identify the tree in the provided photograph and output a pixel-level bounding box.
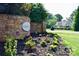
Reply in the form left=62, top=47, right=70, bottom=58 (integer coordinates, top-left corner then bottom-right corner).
left=70, top=10, right=77, bottom=20
left=55, top=14, right=63, bottom=21
left=0, top=3, right=22, bottom=14
left=0, top=3, right=10, bottom=13
left=8, top=3, right=22, bottom=15
left=47, top=13, right=53, bottom=19
left=29, top=3, right=48, bottom=23
left=74, top=6, right=79, bottom=31
left=29, top=3, right=48, bottom=32
left=8, top=3, right=33, bottom=16
left=46, top=13, right=57, bottom=28
left=67, top=10, right=77, bottom=30
left=0, top=3, right=33, bottom=16
left=18, top=3, right=33, bottom=16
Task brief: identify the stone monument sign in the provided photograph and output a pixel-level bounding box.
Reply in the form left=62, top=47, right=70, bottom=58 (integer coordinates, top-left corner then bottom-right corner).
left=0, top=14, right=30, bottom=42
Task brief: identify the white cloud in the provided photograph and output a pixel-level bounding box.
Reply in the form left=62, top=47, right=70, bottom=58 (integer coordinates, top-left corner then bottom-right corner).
left=43, top=3, right=79, bottom=19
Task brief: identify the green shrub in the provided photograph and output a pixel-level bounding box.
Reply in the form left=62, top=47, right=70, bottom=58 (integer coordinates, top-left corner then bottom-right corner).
left=40, top=40, right=47, bottom=47
left=53, top=37, right=58, bottom=41
left=26, top=36, right=33, bottom=41
left=53, top=40, right=59, bottom=45
left=45, top=39, right=50, bottom=43
left=74, top=7, right=79, bottom=31
left=4, top=35, right=17, bottom=56
left=50, top=45, right=57, bottom=50
left=25, top=38, right=36, bottom=49
left=54, top=34, right=60, bottom=38
left=53, top=35, right=59, bottom=45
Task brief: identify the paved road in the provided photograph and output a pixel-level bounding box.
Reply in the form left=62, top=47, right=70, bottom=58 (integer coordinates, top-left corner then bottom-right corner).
left=46, top=29, right=79, bottom=34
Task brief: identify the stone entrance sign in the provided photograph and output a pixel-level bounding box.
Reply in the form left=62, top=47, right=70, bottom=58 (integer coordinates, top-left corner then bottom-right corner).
left=0, top=14, right=30, bottom=42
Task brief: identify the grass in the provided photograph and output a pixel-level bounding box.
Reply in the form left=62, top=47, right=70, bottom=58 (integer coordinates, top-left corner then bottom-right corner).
left=46, top=29, right=79, bottom=56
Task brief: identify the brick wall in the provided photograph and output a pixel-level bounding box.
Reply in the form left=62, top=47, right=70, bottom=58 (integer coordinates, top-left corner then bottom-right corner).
left=0, top=14, right=30, bottom=42
left=30, top=22, right=46, bottom=33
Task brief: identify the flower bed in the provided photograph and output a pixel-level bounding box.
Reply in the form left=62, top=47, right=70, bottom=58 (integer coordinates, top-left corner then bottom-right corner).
left=0, top=32, right=71, bottom=56
left=16, top=32, right=71, bottom=56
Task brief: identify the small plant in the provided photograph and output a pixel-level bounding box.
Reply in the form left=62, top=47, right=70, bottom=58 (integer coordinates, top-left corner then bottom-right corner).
left=26, top=36, right=32, bottom=41
left=53, top=36, right=59, bottom=45
left=50, top=45, right=57, bottom=52
left=50, top=45, right=57, bottom=49
left=53, top=37, right=58, bottom=41
left=54, top=34, right=60, bottom=38
left=53, top=40, right=59, bottom=45
left=40, top=40, right=47, bottom=47
left=4, top=35, right=17, bottom=56
left=25, top=37, right=36, bottom=49
left=45, top=38, right=50, bottom=43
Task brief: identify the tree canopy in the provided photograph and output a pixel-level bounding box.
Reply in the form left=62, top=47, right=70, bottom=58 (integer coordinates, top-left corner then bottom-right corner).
left=74, top=6, right=79, bottom=31
left=29, top=3, right=48, bottom=23
left=46, top=13, right=57, bottom=28
left=0, top=3, right=32, bottom=16
left=55, top=14, right=63, bottom=21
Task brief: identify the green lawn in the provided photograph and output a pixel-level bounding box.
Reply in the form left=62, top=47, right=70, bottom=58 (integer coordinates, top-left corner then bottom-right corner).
left=46, top=29, right=79, bottom=56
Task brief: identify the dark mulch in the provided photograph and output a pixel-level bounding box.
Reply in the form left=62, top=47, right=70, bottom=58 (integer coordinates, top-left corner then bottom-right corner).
left=16, top=34, right=71, bottom=56
left=0, top=42, right=5, bottom=56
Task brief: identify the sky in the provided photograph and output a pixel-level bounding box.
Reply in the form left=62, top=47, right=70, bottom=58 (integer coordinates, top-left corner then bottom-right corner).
left=43, top=3, right=79, bottom=19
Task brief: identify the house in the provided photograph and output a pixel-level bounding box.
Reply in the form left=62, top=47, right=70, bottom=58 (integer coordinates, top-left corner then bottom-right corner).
left=55, top=19, right=72, bottom=29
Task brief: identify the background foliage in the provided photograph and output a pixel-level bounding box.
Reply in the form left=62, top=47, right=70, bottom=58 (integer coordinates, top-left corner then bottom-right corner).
left=74, top=6, right=79, bottom=31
